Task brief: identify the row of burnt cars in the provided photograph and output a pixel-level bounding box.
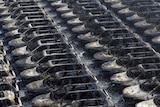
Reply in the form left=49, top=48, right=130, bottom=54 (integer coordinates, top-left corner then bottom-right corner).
left=38, top=0, right=160, bottom=106
left=0, top=1, right=23, bottom=106
left=103, top=0, right=160, bottom=106
left=0, top=0, right=109, bottom=107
